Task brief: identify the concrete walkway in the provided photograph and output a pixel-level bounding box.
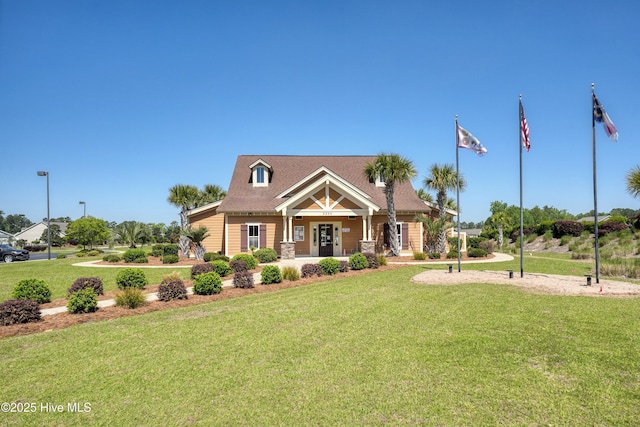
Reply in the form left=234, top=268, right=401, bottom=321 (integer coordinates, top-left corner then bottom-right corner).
left=43, top=253, right=514, bottom=316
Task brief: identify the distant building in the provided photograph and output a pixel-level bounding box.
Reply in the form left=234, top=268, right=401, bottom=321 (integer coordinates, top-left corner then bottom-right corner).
left=13, top=221, right=68, bottom=244
left=576, top=215, right=611, bottom=223
left=0, top=230, right=14, bottom=244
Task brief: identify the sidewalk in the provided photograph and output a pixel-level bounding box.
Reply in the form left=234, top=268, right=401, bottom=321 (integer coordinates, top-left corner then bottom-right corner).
left=44, top=253, right=514, bottom=316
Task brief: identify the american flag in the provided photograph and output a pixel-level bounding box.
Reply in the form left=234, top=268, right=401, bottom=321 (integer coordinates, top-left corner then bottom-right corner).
left=520, top=99, right=530, bottom=152
left=593, top=93, right=618, bottom=141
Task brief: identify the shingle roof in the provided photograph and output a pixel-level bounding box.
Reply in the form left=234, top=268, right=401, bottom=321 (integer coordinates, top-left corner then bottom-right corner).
left=217, top=155, right=428, bottom=213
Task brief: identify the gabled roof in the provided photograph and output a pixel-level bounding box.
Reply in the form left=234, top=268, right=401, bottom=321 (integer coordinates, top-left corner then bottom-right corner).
left=0, top=230, right=14, bottom=238
left=217, top=155, right=429, bottom=214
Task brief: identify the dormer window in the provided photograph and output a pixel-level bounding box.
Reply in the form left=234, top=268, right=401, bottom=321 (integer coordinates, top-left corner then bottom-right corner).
left=375, top=173, right=386, bottom=187
left=250, top=159, right=272, bottom=187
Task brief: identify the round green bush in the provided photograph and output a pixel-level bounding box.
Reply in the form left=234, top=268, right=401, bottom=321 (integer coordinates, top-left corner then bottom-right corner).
left=103, top=254, right=121, bottom=263
left=467, top=248, right=488, bottom=258
left=57, top=253, right=67, bottom=259
left=162, top=254, right=179, bottom=264
left=115, top=268, right=148, bottom=290
left=348, top=253, right=368, bottom=270
left=211, top=260, right=233, bottom=277
left=260, top=265, right=282, bottom=285
left=254, top=248, right=278, bottom=263
left=133, top=256, right=149, bottom=264
left=123, top=248, right=147, bottom=263
left=86, top=249, right=100, bottom=257
left=193, top=272, right=223, bottom=295
left=67, top=288, right=98, bottom=314
left=446, top=250, right=458, bottom=259
left=231, top=253, right=258, bottom=270
left=204, top=252, right=230, bottom=262
left=12, top=278, right=52, bottom=304
left=319, top=257, right=340, bottom=275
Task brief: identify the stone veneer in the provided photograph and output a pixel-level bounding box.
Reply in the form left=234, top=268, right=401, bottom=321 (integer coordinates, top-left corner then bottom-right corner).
left=280, top=241, right=296, bottom=260
left=359, top=240, right=376, bottom=254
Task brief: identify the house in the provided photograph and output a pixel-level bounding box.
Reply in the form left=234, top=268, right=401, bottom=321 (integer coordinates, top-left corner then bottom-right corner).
left=0, top=230, right=14, bottom=244
left=188, top=155, right=453, bottom=259
left=13, top=221, right=68, bottom=245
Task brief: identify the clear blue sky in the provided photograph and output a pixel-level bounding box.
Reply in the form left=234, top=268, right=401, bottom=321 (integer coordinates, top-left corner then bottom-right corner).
left=2, top=0, right=639, bottom=226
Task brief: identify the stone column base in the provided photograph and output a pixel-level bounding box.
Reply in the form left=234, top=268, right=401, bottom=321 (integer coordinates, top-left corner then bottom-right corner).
left=280, top=241, right=295, bottom=260
left=359, top=240, right=376, bottom=254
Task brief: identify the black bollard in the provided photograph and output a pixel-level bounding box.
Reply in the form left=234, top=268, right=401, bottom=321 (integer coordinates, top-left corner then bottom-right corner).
left=448, top=264, right=453, bottom=273
left=508, top=270, right=514, bottom=279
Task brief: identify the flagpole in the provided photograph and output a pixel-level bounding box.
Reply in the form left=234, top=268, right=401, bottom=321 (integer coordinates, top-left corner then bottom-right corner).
left=591, top=83, right=600, bottom=284
left=519, top=95, right=524, bottom=278
left=455, top=115, right=461, bottom=272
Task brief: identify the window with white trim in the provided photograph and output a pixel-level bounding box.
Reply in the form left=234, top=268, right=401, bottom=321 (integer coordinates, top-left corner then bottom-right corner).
left=252, top=166, right=268, bottom=187
left=396, top=223, right=402, bottom=248
left=248, top=224, right=259, bottom=249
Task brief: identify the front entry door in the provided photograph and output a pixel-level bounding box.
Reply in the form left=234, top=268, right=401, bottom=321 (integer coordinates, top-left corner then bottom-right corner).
left=319, top=224, right=333, bottom=257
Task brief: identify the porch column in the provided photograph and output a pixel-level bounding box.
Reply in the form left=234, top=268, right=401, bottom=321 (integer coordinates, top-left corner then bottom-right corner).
left=288, top=216, right=293, bottom=242
left=282, top=216, right=287, bottom=241
left=362, top=216, right=367, bottom=240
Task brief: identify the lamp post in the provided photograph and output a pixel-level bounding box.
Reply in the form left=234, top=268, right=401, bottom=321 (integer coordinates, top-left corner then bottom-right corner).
left=37, top=171, right=51, bottom=260
left=79, top=201, right=86, bottom=217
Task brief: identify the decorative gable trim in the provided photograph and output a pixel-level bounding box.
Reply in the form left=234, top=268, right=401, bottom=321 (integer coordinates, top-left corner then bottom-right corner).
left=249, top=159, right=272, bottom=187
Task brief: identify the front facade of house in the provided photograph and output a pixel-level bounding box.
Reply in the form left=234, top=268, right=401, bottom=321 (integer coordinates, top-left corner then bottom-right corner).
left=188, top=155, right=451, bottom=259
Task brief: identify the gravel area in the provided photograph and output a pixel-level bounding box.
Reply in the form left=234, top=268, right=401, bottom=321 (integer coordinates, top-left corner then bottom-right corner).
left=411, top=269, right=640, bottom=297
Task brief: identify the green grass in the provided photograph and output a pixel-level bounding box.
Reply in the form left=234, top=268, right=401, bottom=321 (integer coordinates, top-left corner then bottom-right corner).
left=1, top=266, right=639, bottom=425
left=0, top=257, right=191, bottom=301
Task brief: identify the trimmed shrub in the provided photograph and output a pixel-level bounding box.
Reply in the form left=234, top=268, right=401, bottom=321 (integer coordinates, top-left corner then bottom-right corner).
left=115, top=268, right=148, bottom=290
left=204, top=252, right=229, bottom=262
left=429, top=252, right=441, bottom=259
left=162, top=254, right=179, bottom=264
left=12, top=279, right=51, bottom=304
left=157, top=279, right=188, bottom=301
left=301, top=263, right=323, bottom=278
left=338, top=260, right=350, bottom=273
left=0, top=299, right=42, bottom=326
left=254, top=248, right=278, bottom=263
left=261, top=265, right=282, bottom=284
left=467, top=237, right=486, bottom=250
left=151, top=244, right=165, bottom=257
left=536, top=220, right=555, bottom=236
left=115, top=287, right=146, bottom=309
left=103, top=254, right=121, bottom=263
left=349, top=253, right=368, bottom=270
left=319, top=257, right=340, bottom=275
left=231, top=253, right=258, bottom=270
left=446, top=249, right=458, bottom=259
left=67, top=288, right=98, bottom=314
left=553, top=220, right=584, bottom=238
left=282, top=266, right=300, bottom=281
left=163, top=244, right=179, bottom=256
left=230, top=259, right=248, bottom=273
left=413, top=252, right=427, bottom=260
left=133, top=256, right=148, bottom=264
left=479, top=240, right=496, bottom=254
left=233, top=271, right=254, bottom=288
left=193, top=272, right=223, bottom=295
left=363, top=252, right=378, bottom=269
left=123, top=248, right=147, bottom=263
left=68, top=277, right=104, bottom=296
left=191, top=263, right=214, bottom=279
left=467, top=248, right=488, bottom=258
left=57, top=253, right=66, bottom=259
left=598, top=221, right=629, bottom=236
left=86, top=249, right=100, bottom=257
left=377, top=255, right=387, bottom=266
left=211, top=260, right=233, bottom=277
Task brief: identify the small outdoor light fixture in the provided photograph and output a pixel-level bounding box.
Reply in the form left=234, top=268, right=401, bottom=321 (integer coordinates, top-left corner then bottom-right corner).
left=79, top=201, right=86, bottom=217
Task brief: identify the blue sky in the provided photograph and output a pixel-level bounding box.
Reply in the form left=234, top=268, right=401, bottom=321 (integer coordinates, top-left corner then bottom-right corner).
left=2, top=0, right=639, bottom=226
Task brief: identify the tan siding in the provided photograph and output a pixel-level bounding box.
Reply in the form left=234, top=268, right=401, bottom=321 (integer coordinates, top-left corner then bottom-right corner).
left=189, top=209, right=225, bottom=254
left=340, top=218, right=362, bottom=255
left=225, top=215, right=283, bottom=256
left=293, top=198, right=319, bottom=210
left=334, top=197, right=360, bottom=210
left=371, top=213, right=424, bottom=255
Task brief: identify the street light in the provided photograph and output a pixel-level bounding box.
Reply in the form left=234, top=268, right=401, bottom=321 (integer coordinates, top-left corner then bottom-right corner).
left=79, top=201, right=86, bottom=217
left=37, top=171, right=51, bottom=260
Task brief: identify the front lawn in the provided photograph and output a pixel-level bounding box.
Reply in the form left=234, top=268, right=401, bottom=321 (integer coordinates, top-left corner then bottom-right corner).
left=1, top=266, right=638, bottom=425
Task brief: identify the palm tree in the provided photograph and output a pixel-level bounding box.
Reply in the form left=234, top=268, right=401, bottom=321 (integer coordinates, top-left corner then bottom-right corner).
left=185, top=226, right=210, bottom=261
left=423, top=163, right=466, bottom=254
left=364, top=153, right=417, bottom=257
left=416, top=214, right=447, bottom=254
left=415, top=189, right=433, bottom=203
left=113, top=221, right=146, bottom=248
left=199, top=184, right=226, bottom=205
left=167, top=184, right=201, bottom=258
left=626, top=166, right=640, bottom=199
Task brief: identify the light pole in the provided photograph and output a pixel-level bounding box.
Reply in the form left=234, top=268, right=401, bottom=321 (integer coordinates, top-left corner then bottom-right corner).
left=79, top=201, right=86, bottom=217
left=37, top=171, right=51, bottom=260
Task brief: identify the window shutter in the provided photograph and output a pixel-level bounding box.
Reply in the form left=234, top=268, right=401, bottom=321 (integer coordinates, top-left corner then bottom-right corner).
left=259, top=224, right=267, bottom=248
left=383, top=223, right=390, bottom=247
left=240, top=224, right=248, bottom=252
left=402, top=223, right=409, bottom=249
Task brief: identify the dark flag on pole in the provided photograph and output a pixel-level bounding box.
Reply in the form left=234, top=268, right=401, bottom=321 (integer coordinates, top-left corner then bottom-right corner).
left=593, top=94, right=618, bottom=141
